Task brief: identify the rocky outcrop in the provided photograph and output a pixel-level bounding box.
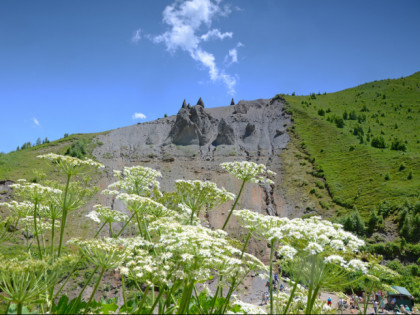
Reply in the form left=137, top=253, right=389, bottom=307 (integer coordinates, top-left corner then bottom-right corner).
left=212, top=119, right=235, bottom=146
left=167, top=105, right=218, bottom=146
left=0, top=180, right=13, bottom=202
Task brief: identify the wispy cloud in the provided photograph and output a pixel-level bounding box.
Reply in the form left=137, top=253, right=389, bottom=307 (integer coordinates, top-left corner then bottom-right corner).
left=200, top=29, right=232, bottom=41
left=225, top=42, right=243, bottom=66
left=144, top=0, right=239, bottom=95
left=132, top=112, right=147, bottom=120
left=131, top=28, right=141, bottom=43
left=33, top=118, right=40, bottom=126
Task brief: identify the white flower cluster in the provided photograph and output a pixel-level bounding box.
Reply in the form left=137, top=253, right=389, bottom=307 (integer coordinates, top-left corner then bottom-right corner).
left=10, top=180, right=62, bottom=201
left=68, top=237, right=128, bottom=269
left=230, top=297, right=267, bottom=314
left=116, top=193, right=175, bottom=218
left=38, top=153, right=104, bottom=169
left=220, top=161, right=276, bottom=185
left=175, top=180, right=235, bottom=212
left=234, top=210, right=367, bottom=273
left=108, top=165, right=162, bottom=197
left=0, top=201, right=35, bottom=218
left=20, top=216, right=60, bottom=233
left=121, top=219, right=266, bottom=286
left=85, top=205, right=128, bottom=224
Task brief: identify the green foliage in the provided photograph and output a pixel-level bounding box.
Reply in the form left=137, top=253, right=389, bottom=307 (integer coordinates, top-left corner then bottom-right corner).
left=284, top=72, right=420, bottom=218
left=334, top=117, right=344, bottom=128
left=391, top=138, right=407, bottom=151
left=65, top=140, right=87, bottom=159
left=371, top=136, right=386, bottom=148
left=341, top=209, right=365, bottom=236
left=367, top=209, right=379, bottom=235
left=317, top=109, right=325, bottom=116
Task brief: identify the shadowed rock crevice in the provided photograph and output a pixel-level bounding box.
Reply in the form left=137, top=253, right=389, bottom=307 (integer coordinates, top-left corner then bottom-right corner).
left=212, top=119, right=235, bottom=146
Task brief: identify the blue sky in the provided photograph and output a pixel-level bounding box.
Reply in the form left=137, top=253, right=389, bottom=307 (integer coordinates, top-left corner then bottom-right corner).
left=1, top=0, right=419, bottom=153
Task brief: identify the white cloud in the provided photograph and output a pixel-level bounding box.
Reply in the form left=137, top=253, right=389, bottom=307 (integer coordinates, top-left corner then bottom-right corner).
left=148, top=0, right=238, bottom=95
left=132, top=112, right=147, bottom=120
left=225, top=42, right=243, bottom=66
left=33, top=118, right=40, bottom=126
left=200, top=29, right=232, bottom=41
left=131, top=28, right=141, bottom=43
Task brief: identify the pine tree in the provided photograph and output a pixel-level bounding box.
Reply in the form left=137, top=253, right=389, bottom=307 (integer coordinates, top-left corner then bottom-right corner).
left=196, top=97, right=204, bottom=107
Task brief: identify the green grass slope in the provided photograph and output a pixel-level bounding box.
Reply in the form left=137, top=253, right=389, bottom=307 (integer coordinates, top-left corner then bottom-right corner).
left=283, top=72, right=420, bottom=215
left=0, top=132, right=105, bottom=181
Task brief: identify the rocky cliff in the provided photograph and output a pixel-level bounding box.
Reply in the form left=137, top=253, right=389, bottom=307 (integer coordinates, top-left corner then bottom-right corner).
left=92, top=97, right=297, bottom=257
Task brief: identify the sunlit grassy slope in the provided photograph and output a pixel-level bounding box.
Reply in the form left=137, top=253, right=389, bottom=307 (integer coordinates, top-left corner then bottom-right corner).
left=0, top=132, right=105, bottom=181
left=283, top=71, right=420, bottom=215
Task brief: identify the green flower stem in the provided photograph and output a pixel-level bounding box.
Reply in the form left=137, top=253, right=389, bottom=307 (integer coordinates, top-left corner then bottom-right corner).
left=84, top=266, right=106, bottom=314
left=363, top=286, right=373, bottom=315
left=68, top=265, right=99, bottom=314
left=33, top=201, right=43, bottom=259
left=134, top=212, right=144, bottom=237
left=50, top=218, right=55, bottom=260
left=116, top=213, right=135, bottom=237
left=222, top=179, right=246, bottom=230
left=283, top=277, right=299, bottom=314
left=305, top=256, right=316, bottom=314
left=308, top=284, right=321, bottom=315
left=108, top=222, right=113, bottom=237
left=177, top=279, right=195, bottom=315
left=221, top=234, right=252, bottom=314
left=57, top=174, right=71, bottom=257
left=209, top=286, right=220, bottom=314
left=164, top=281, right=181, bottom=312
left=269, top=239, right=275, bottom=315
left=17, top=303, right=23, bottom=315
left=122, top=275, right=127, bottom=306
left=94, top=221, right=107, bottom=238
left=241, top=232, right=252, bottom=259
left=136, top=285, right=150, bottom=314
left=149, top=286, right=165, bottom=314
left=192, top=285, right=205, bottom=314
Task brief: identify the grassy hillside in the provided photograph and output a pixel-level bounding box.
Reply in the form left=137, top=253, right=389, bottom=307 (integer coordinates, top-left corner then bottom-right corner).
left=0, top=132, right=105, bottom=181
left=283, top=72, right=420, bottom=216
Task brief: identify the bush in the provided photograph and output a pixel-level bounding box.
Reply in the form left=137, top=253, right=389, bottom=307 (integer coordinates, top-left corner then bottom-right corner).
left=317, top=109, right=325, bottom=116
left=334, top=117, right=344, bottom=128
left=367, top=210, right=379, bottom=235
left=342, top=209, right=365, bottom=236
left=391, top=138, right=407, bottom=151
left=65, top=140, right=87, bottom=159
left=349, top=110, right=358, bottom=120
left=371, top=136, right=386, bottom=148
left=353, top=125, right=364, bottom=136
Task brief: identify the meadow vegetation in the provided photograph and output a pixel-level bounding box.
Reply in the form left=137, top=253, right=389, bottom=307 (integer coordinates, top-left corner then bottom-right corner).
left=282, top=71, right=420, bottom=302
left=0, top=156, right=400, bottom=314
